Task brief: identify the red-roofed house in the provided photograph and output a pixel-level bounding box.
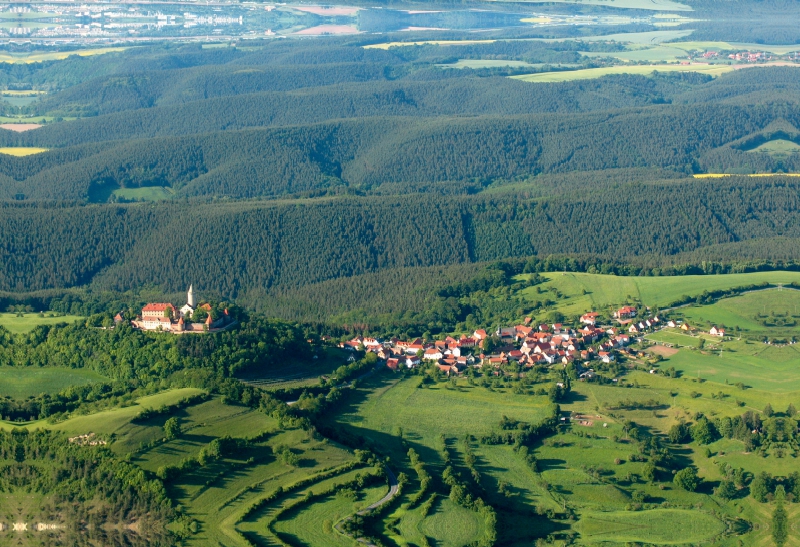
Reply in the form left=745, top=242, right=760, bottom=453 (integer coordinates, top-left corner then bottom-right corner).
left=614, top=306, right=637, bottom=319
left=142, top=303, right=175, bottom=319
left=580, top=312, right=599, bottom=325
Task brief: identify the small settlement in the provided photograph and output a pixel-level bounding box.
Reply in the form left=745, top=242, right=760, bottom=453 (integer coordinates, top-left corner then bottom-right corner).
left=129, top=286, right=234, bottom=333
left=339, top=306, right=664, bottom=377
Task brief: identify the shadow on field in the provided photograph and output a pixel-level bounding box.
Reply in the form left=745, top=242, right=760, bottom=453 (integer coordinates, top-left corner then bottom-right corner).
left=537, top=458, right=567, bottom=470
left=561, top=391, right=588, bottom=403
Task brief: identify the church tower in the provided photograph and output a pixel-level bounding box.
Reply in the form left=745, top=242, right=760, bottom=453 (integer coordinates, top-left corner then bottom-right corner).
left=187, top=285, right=196, bottom=308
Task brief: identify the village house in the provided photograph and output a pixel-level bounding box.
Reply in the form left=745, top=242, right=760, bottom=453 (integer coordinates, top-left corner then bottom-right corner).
left=614, top=306, right=637, bottom=319
left=580, top=312, right=599, bottom=325
left=709, top=326, right=725, bottom=337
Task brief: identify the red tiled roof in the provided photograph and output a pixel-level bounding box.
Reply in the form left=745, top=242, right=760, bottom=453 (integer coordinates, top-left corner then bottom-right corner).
left=142, top=303, right=174, bottom=312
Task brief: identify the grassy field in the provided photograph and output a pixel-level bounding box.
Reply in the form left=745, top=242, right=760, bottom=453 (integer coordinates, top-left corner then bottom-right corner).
left=271, top=484, right=387, bottom=547
left=580, top=46, right=689, bottom=62
left=112, top=186, right=175, bottom=201
left=0, top=312, right=83, bottom=333
left=748, top=138, right=800, bottom=158
left=0, top=366, right=109, bottom=399
left=322, top=374, right=569, bottom=546
left=651, top=339, right=800, bottom=393
left=517, top=271, right=800, bottom=318
left=0, top=147, right=48, bottom=156
left=511, top=63, right=734, bottom=83
left=679, top=288, right=800, bottom=332
left=575, top=509, right=724, bottom=544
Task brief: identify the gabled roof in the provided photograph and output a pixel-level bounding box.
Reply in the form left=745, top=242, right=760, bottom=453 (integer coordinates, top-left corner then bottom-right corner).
left=142, top=303, right=174, bottom=312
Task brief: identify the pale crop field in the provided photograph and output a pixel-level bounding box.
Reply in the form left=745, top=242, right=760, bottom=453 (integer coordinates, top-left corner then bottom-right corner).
left=0, top=147, right=48, bottom=156
left=511, top=63, right=733, bottom=83
left=0, top=47, right=126, bottom=64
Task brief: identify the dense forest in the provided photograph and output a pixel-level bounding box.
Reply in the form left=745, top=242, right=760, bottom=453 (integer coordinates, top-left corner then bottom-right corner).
left=1, top=28, right=800, bottom=321
left=3, top=177, right=800, bottom=297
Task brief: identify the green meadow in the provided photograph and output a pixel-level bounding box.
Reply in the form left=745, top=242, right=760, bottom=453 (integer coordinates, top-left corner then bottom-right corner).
left=575, top=509, right=725, bottom=544
left=517, top=271, right=800, bottom=318
left=111, top=186, right=175, bottom=201
left=747, top=138, right=800, bottom=158
left=2, top=272, right=798, bottom=545
left=0, top=312, right=83, bottom=333
left=0, top=366, right=109, bottom=399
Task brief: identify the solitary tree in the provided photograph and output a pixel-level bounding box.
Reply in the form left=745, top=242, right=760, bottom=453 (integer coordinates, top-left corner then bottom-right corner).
left=673, top=467, right=701, bottom=492
left=164, top=417, right=181, bottom=440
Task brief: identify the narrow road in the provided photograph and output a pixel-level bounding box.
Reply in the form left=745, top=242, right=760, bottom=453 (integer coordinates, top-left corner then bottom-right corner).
left=334, top=465, right=400, bottom=547
left=358, top=466, right=398, bottom=515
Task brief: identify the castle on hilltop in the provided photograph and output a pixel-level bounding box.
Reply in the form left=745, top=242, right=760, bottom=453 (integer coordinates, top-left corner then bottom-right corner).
left=134, top=286, right=231, bottom=333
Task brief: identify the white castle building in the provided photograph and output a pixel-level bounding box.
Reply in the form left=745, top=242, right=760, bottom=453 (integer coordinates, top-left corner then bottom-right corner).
left=134, top=286, right=230, bottom=333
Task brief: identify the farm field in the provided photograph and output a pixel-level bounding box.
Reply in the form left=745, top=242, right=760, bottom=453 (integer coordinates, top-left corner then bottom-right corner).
left=0, top=366, right=109, bottom=399
left=511, top=63, right=734, bottom=82
left=579, top=46, right=689, bottom=62
left=0, top=147, right=48, bottom=156
left=649, top=339, right=800, bottom=392
left=574, top=509, right=724, bottom=544
left=0, top=312, right=83, bottom=333
left=679, top=288, right=800, bottom=334
left=517, top=271, right=800, bottom=319
left=0, top=47, right=126, bottom=63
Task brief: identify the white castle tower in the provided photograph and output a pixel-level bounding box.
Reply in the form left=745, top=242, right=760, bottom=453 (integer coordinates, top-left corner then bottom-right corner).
left=181, top=285, right=197, bottom=317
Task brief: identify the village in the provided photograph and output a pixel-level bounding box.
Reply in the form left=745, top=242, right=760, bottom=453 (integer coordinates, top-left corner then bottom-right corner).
left=338, top=305, right=729, bottom=378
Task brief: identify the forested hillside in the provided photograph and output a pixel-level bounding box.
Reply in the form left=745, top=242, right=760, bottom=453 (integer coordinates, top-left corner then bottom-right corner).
left=2, top=36, right=800, bottom=317
left=0, top=102, right=794, bottom=201
left=4, top=178, right=800, bottom=297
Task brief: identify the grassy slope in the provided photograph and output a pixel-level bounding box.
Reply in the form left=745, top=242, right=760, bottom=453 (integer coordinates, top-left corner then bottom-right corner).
left=519, top=271, right=800, bottom=316
left=0, top=366, right=108, bottom=399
